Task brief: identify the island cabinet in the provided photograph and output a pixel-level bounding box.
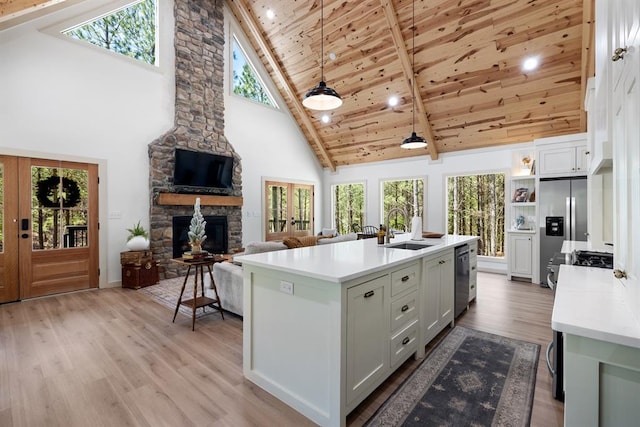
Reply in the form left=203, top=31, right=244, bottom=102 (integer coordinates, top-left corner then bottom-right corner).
left=422, top=249, right=454, bottom=345
left=468, top=240, right=478, bottom=302
left=239, top=235, right=477, bottom=427
left=346, top=261, right=419, bottom=410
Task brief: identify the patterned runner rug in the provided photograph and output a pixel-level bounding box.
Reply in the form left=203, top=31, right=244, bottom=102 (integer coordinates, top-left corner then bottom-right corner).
left=366, top=326, right=539, bottom=427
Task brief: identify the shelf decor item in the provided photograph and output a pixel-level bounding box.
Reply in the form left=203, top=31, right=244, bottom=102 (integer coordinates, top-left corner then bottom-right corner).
left=126, top=220, right=150, bottom=251
left=188, top=197, right=207, bottom=253
left=513, top=187, right=529, bottom=203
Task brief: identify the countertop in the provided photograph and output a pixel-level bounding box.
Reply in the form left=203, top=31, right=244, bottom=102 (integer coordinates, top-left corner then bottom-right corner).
left=560, top=240, right=614, bottom=254
left=235, top=234, right=478, bottom=283
left=551, top=265, right=640, bottom=349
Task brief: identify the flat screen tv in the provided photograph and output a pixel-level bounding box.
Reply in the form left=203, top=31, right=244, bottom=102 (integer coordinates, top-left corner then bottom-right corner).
left=173, top=148, right=234, bottom=190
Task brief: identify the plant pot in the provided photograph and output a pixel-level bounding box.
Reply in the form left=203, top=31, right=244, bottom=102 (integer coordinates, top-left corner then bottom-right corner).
left=190, top=242, right=202, bottom=254
left=127, top=235, right=150, bottom=251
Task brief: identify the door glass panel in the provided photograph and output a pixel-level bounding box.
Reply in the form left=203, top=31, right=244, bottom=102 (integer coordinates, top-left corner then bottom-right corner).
left=293, top=187, right=311, bottom=231
left=31, top=166, right=89, bottom=250
left=267, top=184, right=287, bottom=233
left=0, top=163, right=4, bottom=253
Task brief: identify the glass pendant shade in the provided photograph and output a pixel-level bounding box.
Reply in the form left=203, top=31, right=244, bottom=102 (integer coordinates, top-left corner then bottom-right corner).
left=401, top=131, right=427, bottom=149
left=303, top=81, right=343, bottom=110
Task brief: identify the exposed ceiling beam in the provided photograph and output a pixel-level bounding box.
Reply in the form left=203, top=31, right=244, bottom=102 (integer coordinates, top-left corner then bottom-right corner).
left=227, top=0, right=337, bottom=171
left=379, top=0, right=439, bottom=160
left=0, top=0, right=63, bottom=21
left=579, top=0, right=595, bottom=131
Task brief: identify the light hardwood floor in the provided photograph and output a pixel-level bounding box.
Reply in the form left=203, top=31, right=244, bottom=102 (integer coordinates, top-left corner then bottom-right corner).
left=0, top=272, right=563, bottom=426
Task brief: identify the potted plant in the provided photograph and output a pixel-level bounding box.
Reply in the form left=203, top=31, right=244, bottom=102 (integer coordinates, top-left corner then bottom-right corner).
left=126, top=220, right=150, bottom=251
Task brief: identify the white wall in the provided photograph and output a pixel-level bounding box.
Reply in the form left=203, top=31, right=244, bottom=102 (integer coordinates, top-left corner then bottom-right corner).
left=0, top=0, right=176, bottom=286
left=223, top=5, right=324, bottom=243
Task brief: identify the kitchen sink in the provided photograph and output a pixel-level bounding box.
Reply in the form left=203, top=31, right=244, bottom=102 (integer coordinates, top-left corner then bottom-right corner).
left=385, top=241, right=434, bottom=250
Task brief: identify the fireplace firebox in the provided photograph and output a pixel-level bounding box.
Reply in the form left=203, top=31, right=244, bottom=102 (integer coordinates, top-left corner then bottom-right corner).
left=172, top=215, right=228, bottom=258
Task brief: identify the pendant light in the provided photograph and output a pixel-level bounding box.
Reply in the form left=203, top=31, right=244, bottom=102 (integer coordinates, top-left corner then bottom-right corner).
left=302, top=0, right=343, bottom=111
left=401, top=0, right=427, bottom=149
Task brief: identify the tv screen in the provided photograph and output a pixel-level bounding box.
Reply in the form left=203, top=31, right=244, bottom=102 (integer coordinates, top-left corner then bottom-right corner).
left=173, top=148, right=233, bottom=190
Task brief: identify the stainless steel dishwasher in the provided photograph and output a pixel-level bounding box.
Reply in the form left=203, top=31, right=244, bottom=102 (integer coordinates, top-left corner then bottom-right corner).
left=454, top=244, right=470, bottom=317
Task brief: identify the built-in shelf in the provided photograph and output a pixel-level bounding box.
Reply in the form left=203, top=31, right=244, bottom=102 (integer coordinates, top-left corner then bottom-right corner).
left=157, top=193, right=243, bottom=207
left=510, top=202, right=536, bottom=207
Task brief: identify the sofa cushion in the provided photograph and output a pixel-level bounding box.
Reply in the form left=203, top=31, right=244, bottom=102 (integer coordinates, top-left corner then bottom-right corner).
left=283, top=236, right=304, bottom=248
left=321, top=227, right=337, bottom=236
left=244, top=241, right=287, bottom=255
left=317, top=232, right=358, bottom=245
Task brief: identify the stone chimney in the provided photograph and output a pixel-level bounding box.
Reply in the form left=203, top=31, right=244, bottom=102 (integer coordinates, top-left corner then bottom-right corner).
left=148, top=0, right=242, bottom=278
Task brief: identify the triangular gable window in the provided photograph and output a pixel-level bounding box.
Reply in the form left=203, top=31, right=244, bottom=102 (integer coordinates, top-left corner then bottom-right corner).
left=232, top=35, right=277, bottom=108
left=62, top=0, right=157, bottom=66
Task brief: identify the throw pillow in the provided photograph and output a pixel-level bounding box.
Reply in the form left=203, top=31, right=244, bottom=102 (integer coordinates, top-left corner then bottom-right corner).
left=322, top=228, right=337, bottom=236
left=283, top=236, right=304, bottom=248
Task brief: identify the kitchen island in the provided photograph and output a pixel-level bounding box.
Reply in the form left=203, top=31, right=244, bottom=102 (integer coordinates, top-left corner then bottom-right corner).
left=236, top=234, right=478, bottom=427
left=552, top=265, right=640, bottom=426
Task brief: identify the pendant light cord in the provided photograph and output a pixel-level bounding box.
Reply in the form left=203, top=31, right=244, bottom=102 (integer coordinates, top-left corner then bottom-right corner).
left=411, top=0, right=416, bottom=133
left=321, top=0, right=324, bottom=82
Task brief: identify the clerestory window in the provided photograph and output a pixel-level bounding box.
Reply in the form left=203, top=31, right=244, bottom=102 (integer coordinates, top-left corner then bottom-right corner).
left=62, top=0, right=158, bottom=66
left=231, top=35, right=277, bottom=108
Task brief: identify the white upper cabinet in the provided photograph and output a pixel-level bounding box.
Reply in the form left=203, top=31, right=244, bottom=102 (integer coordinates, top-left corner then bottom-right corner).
left=535, top=133, right=589, bottom=178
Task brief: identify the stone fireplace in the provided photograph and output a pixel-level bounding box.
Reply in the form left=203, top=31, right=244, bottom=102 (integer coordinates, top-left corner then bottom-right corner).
left=148, top=0, right=242, bottom=278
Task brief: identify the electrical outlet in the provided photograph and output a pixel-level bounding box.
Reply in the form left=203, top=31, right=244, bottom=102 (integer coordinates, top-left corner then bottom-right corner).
left=279, top=280, right=294, bottom=295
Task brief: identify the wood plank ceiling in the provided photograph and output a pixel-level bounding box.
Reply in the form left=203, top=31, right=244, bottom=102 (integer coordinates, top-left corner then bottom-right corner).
left=2, top=0, right=594, bottom=170
left=229, top=0, right=594, bottom=170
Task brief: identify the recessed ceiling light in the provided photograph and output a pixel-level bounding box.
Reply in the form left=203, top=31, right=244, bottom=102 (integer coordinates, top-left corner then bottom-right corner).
left=328, top=52, right=337, bottom=61
left=388, top=96, right=399, bottom=107
left=321, top=114, right=331, bottom=124
left=522, top=56, right=540, bottom=72
left=266, top=9, right=275, bottom=20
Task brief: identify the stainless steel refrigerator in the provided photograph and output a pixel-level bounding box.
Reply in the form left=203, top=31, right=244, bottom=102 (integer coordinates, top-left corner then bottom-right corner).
left=538, top=177, right=588, bottom=283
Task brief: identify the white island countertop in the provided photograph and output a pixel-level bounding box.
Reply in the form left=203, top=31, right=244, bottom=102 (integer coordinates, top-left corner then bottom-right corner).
left=552, top=265, right=640, bottom=349
left=235, top=234, right=478, bottom=283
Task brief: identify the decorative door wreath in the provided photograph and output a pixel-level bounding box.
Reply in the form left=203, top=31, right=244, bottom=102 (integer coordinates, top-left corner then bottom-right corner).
left=36, top=176, right=81, bottom=208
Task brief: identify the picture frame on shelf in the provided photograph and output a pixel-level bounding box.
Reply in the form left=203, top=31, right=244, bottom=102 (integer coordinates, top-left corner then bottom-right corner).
left=513, top=187, right=529, bottom=202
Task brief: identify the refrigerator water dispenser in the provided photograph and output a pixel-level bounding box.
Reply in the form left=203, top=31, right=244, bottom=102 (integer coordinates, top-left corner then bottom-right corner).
left=546, top=216, right=564, bottom=236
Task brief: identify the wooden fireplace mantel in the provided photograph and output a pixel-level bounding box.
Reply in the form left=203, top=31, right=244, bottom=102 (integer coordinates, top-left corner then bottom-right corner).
left=156, top=193, right=243, bottom=207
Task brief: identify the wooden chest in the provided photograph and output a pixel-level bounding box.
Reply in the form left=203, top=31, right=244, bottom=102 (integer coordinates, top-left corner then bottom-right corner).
left=120, top=250, right=153, bottom=266
left=122, top=261, right=159, bottom=289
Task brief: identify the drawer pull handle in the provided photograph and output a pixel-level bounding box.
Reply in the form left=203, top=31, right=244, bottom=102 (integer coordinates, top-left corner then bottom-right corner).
left=364, top=290, right=375, bottom=298
left=401, top=275, right=410, bottom=282
left=401, top=304, right=409, bottom=312
left=402, top=337, right=410, bottom=345
left=471, top=266, right=476, bottom=270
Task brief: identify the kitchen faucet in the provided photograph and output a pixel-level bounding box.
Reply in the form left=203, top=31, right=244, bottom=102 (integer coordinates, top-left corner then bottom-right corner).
left=385, top=207, right=408, bottom=244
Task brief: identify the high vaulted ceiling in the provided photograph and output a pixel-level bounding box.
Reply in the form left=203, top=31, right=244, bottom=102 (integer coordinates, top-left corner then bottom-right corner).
left=2, top=0, right=594, bottom=171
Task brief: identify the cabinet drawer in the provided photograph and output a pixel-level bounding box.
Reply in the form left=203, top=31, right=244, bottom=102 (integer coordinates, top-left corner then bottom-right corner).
left=390, top=319, right=418, bottom=367
left=390, top=263, right=419, bottom=296
left=391, top=290, right=418, bottom=333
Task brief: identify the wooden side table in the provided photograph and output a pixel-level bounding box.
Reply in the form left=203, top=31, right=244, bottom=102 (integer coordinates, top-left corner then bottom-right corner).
left=170, top=257, right=225, bottom=331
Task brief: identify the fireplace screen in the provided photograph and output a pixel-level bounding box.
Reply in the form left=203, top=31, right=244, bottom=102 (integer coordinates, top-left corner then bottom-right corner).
left=172, top=215, right=228, bottom=258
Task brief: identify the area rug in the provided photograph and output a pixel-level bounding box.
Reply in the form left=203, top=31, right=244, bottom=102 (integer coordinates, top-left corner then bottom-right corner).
left=138, top=277, right=221, bottom=319
left=366, top=326, right=539, bottom=427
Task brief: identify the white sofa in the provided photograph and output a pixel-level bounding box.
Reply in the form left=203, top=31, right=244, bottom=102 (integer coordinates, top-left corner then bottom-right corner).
left=204, top=234, right=357, bottom=316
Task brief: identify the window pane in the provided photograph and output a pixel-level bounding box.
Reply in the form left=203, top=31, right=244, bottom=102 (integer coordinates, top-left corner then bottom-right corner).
left=63, top=0, right=157, bottom=66
left=232, top=36, right=277, bottom=107
left=332, top=183, right=365, bottom=234
left=32, top=166, right=90, bottom=250
left=267, top=184, right=287, bottom=233
left=382, top=179, right=424, bottom=231
left=293, top=187, right=311, bottom=231
left=446, top=173, right=505, bottom=257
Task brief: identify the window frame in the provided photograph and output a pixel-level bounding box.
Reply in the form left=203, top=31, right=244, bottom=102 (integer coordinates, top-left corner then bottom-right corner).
left=330, top=181, right=366, bottom=234
left=230, top=33, right=279, bottom=109
left=444, top=170, right=507, bottom=260
left=379, top=176, right=427, bottom=232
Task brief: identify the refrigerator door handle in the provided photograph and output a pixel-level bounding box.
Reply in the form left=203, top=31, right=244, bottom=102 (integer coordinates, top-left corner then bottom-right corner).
left=565, top=197, right=571, bottom=239
left=571, top=197, right=576, bottom=240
